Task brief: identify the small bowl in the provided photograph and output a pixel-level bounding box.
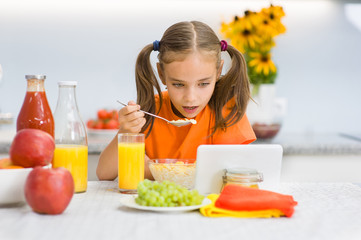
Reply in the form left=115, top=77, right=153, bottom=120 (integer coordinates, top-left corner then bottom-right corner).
left=148, top=159, right=196, bottom=189
left=252, top=122, right=282, bottom=139
left=0, top=164, right=51, bottom=206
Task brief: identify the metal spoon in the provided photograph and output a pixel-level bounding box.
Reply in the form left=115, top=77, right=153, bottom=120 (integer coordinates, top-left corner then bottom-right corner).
left=117, top=101, right=195, bottom=127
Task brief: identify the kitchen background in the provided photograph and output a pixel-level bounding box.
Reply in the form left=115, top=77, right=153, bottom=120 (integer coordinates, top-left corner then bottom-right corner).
left=0, top=0, right=360, bottom=136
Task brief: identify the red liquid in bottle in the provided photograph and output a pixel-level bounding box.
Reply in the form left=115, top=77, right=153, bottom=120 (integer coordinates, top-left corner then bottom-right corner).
left=17, top=76, right=54, bottom=137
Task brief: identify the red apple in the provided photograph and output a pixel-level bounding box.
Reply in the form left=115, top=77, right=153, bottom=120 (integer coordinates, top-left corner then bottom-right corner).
left=25, top=167, right=74, bottom=214
left=10, top=129, right=55, bottom=168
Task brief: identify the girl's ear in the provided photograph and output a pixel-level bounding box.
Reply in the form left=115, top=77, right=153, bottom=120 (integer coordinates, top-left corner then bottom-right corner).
left=157, top=63, right=166, bottom=85
left=217, top=60, right=224, bottom=81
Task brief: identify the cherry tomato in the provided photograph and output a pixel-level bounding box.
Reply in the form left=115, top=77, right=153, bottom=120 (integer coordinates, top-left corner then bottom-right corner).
left=97, top=109, right=108, bottom=120
left=86, top=119, right=95, bottom=129
left=104, top=119, right=119, bottom=129
left=108, top=110, right=119, bottom=120
left=93, top=120, right=104, bottom=129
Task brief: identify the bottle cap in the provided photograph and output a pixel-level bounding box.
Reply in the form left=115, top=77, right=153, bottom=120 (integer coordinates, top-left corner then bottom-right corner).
left=58, top=81, right=77, bottom=86
left=25, top=75, right=46, bottom=80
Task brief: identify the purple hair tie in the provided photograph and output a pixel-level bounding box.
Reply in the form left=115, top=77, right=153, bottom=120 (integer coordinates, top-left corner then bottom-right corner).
left=220, top=40, right=228, bottom=51
left=153, top=40, right=160, bottom=51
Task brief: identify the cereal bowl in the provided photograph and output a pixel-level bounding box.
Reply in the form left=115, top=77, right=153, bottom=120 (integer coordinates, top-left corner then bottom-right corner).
left=148, top=159, right=196, bottom=189
left=0, top=164, right=51, bottom=206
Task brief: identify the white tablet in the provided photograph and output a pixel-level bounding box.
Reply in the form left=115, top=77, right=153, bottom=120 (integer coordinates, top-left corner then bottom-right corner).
left=194, top=144, right=283, bottom=195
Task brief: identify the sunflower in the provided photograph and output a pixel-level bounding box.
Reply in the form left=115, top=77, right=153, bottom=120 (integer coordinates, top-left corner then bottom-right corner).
left=222, top=15, right=262, bottom=53
left=261, top=5, right=285, bottom=21
left=237, top=26, right=260, bottom=51
left=243, top=10, right=260, bottom=29
left=260, top=5, right=286, bottom=35
left=257, top=14, right=281, bottom=38
left=220, top=4, right=285, bottom=87
left=248, top=52, right=277, bottom=76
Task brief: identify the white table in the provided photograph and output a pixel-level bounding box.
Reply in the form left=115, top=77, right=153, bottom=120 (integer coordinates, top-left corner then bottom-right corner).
left=1, top=181, right=361, bottom=240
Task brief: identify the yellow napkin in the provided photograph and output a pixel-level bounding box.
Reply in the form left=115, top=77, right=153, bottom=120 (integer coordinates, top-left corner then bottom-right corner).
left=200, top=194, right=285, bottom=218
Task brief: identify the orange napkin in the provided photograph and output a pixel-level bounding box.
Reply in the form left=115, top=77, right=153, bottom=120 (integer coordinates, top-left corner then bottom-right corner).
left=200, top=194, right=286, bottom=218
left=214, top=184, right=297, bottom=217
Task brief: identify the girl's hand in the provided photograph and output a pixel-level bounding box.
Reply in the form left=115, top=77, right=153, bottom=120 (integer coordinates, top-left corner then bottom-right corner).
left=118, top=101, right=146, bottom=133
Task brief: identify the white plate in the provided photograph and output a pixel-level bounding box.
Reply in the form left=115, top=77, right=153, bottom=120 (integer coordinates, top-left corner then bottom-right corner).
left=87, top=128, right=118, bottom=137
left=119, top=195, right=211, bottom=212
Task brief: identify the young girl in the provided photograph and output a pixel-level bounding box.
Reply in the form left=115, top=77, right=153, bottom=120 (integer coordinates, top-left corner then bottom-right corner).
left=97, top=21, right=256, bottom=180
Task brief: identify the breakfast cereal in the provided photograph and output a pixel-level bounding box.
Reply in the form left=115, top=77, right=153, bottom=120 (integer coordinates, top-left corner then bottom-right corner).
left=149, top=161, right=196, bottom=189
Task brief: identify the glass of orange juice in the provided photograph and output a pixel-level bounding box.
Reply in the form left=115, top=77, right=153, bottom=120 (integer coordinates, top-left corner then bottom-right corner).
left=118, top=133, right=145, bottom=194
left=53, top=144, right=88, bottom=193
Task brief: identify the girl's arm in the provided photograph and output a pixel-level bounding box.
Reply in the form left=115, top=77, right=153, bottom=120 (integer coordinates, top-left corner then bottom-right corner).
left=96, top=101, right=147, bottom=180
left=96, top=133, right=118, bottom=180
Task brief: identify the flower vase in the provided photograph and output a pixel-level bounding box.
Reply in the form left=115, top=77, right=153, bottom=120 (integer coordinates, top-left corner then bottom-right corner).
left=247, top=84, right=286, bottom=140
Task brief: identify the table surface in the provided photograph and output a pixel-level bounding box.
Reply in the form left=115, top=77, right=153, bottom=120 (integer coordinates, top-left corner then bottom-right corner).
left=1, top=181, right=361, bottom=240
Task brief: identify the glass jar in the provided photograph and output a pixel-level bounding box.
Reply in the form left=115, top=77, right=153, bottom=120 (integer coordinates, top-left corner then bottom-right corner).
left=17, top=75, right=54, bottom=137
left=53, top=81, right=88, bottom=193
left=221, top=168, right=263, bottom=191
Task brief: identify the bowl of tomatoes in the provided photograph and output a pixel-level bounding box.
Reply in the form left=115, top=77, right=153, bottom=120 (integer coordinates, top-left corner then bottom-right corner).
left=87, top=109, right=120, bottom=136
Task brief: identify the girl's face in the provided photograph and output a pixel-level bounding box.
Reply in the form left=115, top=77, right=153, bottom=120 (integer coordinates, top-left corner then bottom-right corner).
left=157, top=52, right=223, bottom=119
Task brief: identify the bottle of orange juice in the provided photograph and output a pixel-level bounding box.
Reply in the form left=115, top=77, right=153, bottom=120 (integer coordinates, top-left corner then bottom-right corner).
left=53, top=81, right=88, bottom=193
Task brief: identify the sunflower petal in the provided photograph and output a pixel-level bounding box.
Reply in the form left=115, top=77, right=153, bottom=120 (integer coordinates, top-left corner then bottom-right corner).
left=270, top=61, right=277, bottom=72
left=248, top=59, right=259, bottom=67
left=263, top=64, right=270, bottom=75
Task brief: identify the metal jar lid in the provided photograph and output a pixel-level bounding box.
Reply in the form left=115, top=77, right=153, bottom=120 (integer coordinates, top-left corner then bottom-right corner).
left=223, top=168, right=263, bottom=183
left=25, top=75, right=46, bottom=80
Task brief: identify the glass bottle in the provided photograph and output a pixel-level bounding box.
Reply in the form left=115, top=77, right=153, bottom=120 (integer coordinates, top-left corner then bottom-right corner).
left=17, top=75, right=54, bottom=137
left=221, top=168, right=263, bottom=191
left=53, top=81, right=88, bottom=193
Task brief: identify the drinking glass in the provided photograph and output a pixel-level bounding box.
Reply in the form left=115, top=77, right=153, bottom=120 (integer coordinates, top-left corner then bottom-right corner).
left=118, top=133, right=145, bottom=194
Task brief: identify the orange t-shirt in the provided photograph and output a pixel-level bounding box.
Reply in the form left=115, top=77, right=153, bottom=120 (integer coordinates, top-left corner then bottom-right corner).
left=144, top=91, right=256, bottom=159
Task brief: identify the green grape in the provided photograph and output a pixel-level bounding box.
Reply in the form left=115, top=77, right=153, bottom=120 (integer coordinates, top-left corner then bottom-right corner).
left=135, top=180, right=205, bottom=207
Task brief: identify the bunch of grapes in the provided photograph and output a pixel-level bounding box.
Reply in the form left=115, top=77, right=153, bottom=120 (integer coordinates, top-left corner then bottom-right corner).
left=135, top=180, right=204, bottom=207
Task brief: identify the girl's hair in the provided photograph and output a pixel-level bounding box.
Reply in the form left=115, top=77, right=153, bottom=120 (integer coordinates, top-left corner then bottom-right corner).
left=135, top=21, right=250, bottom=135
